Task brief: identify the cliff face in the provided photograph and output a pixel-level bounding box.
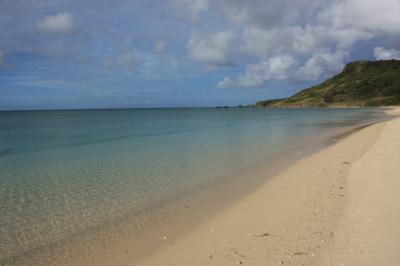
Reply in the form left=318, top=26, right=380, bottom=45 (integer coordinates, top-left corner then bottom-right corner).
left=256, top=60, right=400, bottom=107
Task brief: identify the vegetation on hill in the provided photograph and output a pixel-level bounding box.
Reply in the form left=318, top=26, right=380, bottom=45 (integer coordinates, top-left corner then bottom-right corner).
left=255, top=60, right=400, bottom=107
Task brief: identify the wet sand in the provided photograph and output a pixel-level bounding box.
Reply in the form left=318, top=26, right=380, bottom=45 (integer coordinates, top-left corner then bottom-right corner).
left=136, top=107, right=400, bottom=266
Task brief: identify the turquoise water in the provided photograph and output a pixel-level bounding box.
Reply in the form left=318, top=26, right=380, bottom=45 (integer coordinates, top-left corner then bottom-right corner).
left=0, top=108, right=385, bottom=264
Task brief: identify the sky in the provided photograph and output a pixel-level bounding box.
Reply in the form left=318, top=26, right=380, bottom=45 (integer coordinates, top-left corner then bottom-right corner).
left=0, top=0, right=400, bottom=110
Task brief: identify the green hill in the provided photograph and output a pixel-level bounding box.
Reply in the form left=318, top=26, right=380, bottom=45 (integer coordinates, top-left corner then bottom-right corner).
left=256, top=60, right=400, bottom=107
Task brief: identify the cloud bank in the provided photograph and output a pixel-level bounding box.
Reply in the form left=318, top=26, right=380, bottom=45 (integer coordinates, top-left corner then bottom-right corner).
left=186, top=0, right=400, bottom=88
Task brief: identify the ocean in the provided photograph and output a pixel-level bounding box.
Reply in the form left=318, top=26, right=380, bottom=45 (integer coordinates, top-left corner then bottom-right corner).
left=0, top=108, right=386, bottom=265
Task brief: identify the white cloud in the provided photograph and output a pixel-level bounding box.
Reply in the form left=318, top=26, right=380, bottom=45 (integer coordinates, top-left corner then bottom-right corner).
left=168, top=0, right=208, bottom=20
left=186, top=31, right=236, bottom=67
left=37, top=13, right=74, bottom=35
left=214, top=0, right=400, bottom=88
left=374, top=47, right=400, bottom=60
left=297, top=50, right=347, bottom=80
left=220, top=55, right=298, bottom=88
left=217, top=76, right=234, bottom=89
left=219, top=51, right=349, bottom=88
left=319, top=0, right=400, bottom=35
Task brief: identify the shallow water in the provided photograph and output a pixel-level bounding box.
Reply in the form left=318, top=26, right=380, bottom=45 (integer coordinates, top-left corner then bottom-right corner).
left=0, top=108, right=386, bottom=264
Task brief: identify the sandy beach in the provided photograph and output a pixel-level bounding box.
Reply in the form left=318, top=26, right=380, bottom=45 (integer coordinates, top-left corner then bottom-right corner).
left=4, top=2, right=400, bottom=266
left=136, top=107, right=400, bottom=266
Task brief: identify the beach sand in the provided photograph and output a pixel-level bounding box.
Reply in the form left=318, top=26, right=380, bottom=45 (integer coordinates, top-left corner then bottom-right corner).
left=136, top=107, right=400, bottom=266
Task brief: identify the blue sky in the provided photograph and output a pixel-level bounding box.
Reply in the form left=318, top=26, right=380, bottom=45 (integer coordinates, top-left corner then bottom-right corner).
left=1, top=0, right=400, bottom=110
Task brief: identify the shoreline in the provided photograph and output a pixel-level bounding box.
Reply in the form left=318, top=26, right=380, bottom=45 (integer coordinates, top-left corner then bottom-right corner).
left=3, top=109, right=395, bottom=266
left=76, top=114, right=391, bottom=266
left=136, top=107, right=400, bottom=266
left=6, top=121, right=360, bottom=266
